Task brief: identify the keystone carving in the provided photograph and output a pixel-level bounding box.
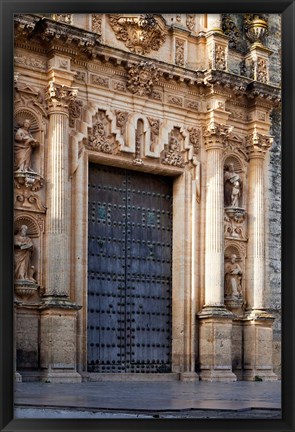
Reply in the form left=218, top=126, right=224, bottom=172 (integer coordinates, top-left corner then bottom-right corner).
left=127, top=61, right=159, bottom=96
left=108, top=14, right=167, bottom=55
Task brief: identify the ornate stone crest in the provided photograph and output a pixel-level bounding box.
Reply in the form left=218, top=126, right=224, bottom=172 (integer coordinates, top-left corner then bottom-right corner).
left=108, top=14, right=167, bottom=55
left=127, top=61, right=159, bottom=96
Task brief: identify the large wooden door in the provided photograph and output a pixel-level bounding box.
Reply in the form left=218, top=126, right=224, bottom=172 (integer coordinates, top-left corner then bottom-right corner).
left=87, top=164, right=173, bottom=373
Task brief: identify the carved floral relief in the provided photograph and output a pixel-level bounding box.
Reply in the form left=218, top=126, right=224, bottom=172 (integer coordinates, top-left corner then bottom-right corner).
left=127, top=61, right=159, bottom=96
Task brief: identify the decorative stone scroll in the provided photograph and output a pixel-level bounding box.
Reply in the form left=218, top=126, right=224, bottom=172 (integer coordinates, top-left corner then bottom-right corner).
left=108, top=14, right=167, bottom=55
left=127, top=61, right=159, bottom=97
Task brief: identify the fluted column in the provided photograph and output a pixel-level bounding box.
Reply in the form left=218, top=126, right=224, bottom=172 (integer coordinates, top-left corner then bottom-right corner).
left=40, top=81, right=81, bottom=383
left=246, top=132, right=272, bottom=312
left=198, top=122, right=236, bottom=382
left=242, top=131, right=277, bottom=381
left=45, top=82, right=78, bottom=297
left=203, top=123, right=231, bottom=306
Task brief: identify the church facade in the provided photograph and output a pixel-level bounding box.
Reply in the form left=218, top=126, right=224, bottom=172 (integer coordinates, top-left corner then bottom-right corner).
left=13, top=13, right=281, bottom=382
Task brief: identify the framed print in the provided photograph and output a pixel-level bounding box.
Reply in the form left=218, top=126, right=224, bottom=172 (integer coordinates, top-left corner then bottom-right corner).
left=0, top=1, right=294, bottom=431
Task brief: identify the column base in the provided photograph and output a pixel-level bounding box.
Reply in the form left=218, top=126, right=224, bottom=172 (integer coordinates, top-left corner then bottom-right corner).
left=198, top=306, right=236, bottom=382
left=199, top=369, right=237, bottom=382
left=15, top=371, right=22, bottom=382
left=180, top=372, right=199, bottom=382
left=41, top=370, right=82, bottom=383
left=243, top=309, right=277, bottom=382
left=241, top=370, right=277, bottom=382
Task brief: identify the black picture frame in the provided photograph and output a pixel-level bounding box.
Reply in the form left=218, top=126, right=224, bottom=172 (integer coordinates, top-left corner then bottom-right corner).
left=1, top=1, right=294, bottom=431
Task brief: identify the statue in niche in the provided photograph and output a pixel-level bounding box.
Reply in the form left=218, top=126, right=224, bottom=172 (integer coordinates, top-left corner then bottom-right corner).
left=14, top=225, right=36, bottom=283
left=224, top=254, right=243, bottom=299
left=14, top=119, right=39, bottom=172
left=224, top=162, right=242, bottom=207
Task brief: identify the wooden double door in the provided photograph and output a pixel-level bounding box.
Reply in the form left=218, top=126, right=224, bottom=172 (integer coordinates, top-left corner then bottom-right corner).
left=87, top=164, right=173, bottom=373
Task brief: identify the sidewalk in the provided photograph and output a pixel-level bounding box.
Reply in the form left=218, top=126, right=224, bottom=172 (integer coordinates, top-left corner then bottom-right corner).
left=14, top=381, right=281, bottom=419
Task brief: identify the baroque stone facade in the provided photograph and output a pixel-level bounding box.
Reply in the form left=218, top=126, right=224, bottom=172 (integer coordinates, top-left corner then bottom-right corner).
left=14, top=13, right=281, bottom=382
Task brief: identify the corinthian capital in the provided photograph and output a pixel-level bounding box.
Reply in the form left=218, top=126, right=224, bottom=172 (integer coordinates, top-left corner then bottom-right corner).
left=246, top=131, right=272, bottom=158
left=203, top=122, right=233, bottom=150
left=46, top=81, right=78, bottom=113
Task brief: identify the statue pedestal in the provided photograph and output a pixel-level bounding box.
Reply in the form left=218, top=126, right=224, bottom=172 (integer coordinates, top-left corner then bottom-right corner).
left=14, top=281, right=38, bottom=301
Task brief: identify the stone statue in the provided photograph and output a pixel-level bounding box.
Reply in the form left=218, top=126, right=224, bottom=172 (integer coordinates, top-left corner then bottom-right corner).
left=224, top=163, right=242, bottom=207
left=224, top=254, right=242, bottom=299
left=14, top=119, right=39, bottom=172
left=14, top=225, right=36, bottom=282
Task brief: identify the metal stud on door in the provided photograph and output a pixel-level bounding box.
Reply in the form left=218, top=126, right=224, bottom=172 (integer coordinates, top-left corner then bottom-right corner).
left=87, top=164, right=172, bottom=373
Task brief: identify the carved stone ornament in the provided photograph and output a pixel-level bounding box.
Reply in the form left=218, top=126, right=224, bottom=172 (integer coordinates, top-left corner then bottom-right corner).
left=244, top=14, right=268, bottom=46
left=203, top=122, right=233, bottom=148
left=214, top=45, right=226, bottom=71
left=175, top=39, right=185, bottom=67
left=188, top=127, right=201, bottom=154
left=51, top=14, right=73, bottom=24
left=186, top=14, right=196, bottom=31
left=221, top=14, right=240, bottom=49
left=224, top=209, right=247, bottom=240
left=127, top=61, right=159, bottom=96
left=14, top=171, right=44, bottom=192
left=246, top=132, right=272, bottom=157
left=14, top=187, right=46, bottom=213
left=46, top=82, right=78, bottom=111
left=108, top=14, right=167, bottom=55
left=69, top=99, right=83, bottom=128
left=256, top=58, right=268, bottom=83
left=86, top=121, right=113, bottom=154
left=148, top=118, right=160, bottom=136
left=162, top=134, right=184, bottom=168
left=115, top=111, right=129, bottom=133
left=92, top=14, right=102, bottom=34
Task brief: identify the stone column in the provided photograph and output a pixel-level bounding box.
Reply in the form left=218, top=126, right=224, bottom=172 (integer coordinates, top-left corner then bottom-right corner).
left=40, top=81, right=81, bottom=383
left=198, top=122, right=236, bottom=381
left=243, top=132, right=277, bottom=381
left=45, top=82, right=77, bottom=297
